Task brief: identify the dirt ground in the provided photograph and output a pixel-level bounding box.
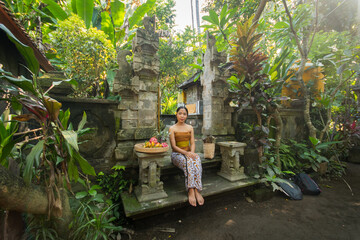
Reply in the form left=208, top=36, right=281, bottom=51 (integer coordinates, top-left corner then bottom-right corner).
left=131, top=163, right=360, bottom=240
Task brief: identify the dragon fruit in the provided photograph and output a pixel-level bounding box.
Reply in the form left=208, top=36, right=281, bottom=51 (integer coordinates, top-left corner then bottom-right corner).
left=161, top=142, right=168, bottom=148
left=149, top=137, right=158, bottom=144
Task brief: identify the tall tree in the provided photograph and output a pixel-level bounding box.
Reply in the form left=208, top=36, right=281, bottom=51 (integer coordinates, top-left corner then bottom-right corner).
left=195, top=0, right=201, bottom=33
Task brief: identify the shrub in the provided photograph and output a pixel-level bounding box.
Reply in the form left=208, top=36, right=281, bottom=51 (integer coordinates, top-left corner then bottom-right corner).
left=49, top=15, right=117, bottom=97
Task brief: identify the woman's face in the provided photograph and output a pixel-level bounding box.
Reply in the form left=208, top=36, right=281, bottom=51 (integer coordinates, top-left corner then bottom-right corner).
left=176, top=108, right=187, bottom=123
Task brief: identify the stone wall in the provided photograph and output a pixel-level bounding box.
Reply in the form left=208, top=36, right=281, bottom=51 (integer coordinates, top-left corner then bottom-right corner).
left=185, top=84, right=202, bottom=104
left=56, top=97, right=118, bottom=170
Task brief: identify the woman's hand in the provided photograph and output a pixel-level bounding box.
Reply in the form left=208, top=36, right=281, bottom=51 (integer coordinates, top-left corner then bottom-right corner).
left=185, top=151, right=197, bottom=159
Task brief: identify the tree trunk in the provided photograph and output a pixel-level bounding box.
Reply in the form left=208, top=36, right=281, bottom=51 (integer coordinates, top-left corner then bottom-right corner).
left=190, top=0, right=195, bottom=32
left=0, top=165, right=72, bottom=238
left=268, top=105, right=283, bottom=169
left=195, top=0, right=201, bottom=34
left=253, top=0, right=268, bottom=24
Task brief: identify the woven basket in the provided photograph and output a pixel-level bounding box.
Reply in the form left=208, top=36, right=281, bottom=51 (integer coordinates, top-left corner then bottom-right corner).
left=203, top=143, right=215, bottom=159
left=134, top=143, right=169, bottom=153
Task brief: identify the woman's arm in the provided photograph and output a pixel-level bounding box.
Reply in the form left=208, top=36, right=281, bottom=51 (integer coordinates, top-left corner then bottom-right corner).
left=190, top=126, right=196, bottom=153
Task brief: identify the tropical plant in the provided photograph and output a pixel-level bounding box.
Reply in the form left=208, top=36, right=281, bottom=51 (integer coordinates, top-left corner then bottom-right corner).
left=0, top=65, right=95, bottom=220
left=97, top=165, right=129, bottom=203
left=24, top=214, right=61, bottom=240
left=161, top=94, right=177, bottom=114
left=201, top=4, right=237, bottom=52
left=70, top=178, right=123, bottom=240
left=0, top=113, right=18, bottom=168
left=227, top=17, right=272, bottom=161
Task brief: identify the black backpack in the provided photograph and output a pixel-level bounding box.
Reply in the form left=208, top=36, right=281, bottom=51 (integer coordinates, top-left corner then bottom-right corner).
left=294, top=173, right=321, bottom=195
left=276, top=179, right=303, bottom=200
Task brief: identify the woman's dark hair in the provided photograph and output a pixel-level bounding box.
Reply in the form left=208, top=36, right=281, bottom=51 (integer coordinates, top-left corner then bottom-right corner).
left=175, top=106, right=188, bottom=123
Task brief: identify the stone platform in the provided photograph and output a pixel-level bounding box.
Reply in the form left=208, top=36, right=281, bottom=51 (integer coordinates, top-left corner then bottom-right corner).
left=121, top=170, right=259, bottom=219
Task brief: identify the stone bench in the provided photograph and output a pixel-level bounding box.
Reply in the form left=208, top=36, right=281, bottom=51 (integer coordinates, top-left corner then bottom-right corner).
left=134, top=141, right=247, bottom=202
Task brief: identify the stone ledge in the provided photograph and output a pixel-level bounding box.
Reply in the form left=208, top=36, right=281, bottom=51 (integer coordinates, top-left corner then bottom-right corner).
left=121, top=171, right=259, bottom=219
left=55, top=96, right=120, bottom=105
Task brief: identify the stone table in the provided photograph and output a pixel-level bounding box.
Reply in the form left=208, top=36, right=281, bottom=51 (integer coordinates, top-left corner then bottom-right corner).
left=134, top=151, right=168, bottom=202
left=217, top=141, right=247, bottom=182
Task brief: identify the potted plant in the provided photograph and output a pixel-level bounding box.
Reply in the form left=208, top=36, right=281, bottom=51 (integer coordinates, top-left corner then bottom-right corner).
left=203, top=135, right=216, bottom=159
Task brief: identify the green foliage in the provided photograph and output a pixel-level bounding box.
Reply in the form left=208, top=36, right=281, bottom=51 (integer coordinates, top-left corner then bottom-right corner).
left=96, top=165, right=131, bottom=226
left=75, top=0, right=94, bottom=29
left=228, top=17, right=269, bottom=129
left=50, top=15, right=116, bottom=97
left=0, top=113, right=18, bottom=167
left=277, top=138, right=341, bottom=174
left=70, top=179, right=123, bottom=240
left=161, top=95, right=177, bottom=114
left=148, top=0, right=176, bottom=30
left=97, top=165, right=129, bottom=204
left=42, top=0, right=68, bottom=21
left=203, top=0, right=259, bottom=23
left=202, top=4, right=236, bottom=52
left=1, top=65, right=95, bottom=221
left=25, top=214, right=60, bottom=240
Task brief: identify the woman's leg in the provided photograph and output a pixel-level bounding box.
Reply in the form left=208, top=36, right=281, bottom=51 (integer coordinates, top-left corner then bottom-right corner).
left=171, top=153, right=197, bottom=206
left=186, top=154, right=204, bottom=205
left=186, top=154, right=203, bottom=191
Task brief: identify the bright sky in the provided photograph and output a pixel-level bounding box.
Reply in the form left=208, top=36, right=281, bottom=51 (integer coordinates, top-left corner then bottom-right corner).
left=173, top=0, right=206, bottom=32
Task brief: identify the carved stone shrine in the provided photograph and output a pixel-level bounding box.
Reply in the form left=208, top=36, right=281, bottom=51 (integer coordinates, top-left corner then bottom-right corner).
left=217, top=141, right=247, bottom=182
left=134, top=151, right=168, bottom=202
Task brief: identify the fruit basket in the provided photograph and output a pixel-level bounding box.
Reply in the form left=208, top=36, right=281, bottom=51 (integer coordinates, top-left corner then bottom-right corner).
left=134, top=143, right=169, bottom=153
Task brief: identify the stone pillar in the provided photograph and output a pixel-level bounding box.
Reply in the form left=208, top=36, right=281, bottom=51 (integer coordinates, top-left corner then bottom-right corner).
left=113, top=16, right=160, bottom=164
left=201, top=32, right=235, bottom=138
left=217, top=141, right=247, bottom=182
left=134, top=151, right=168, bottom=202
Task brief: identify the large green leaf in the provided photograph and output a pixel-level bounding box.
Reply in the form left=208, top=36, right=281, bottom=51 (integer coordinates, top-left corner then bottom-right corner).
left=77, top=111, right=87, bottom=131
left=71, top=0, right=77, bottom=14
left=68, top=158, right=79, bottom=181
left=110, top=0, right=125, bottom=28
left=73, top=150, right=95, bottom=176
left=101, top=11, right=115, bottom=45
left=23, top=140, right=44, bottom=184
left=42, top=0, right=68, bottom=21
left=76, top=0, right=94, bottom=29
left=0, top=24, right=39, bottom=74
left=61, top=130, right=79, bottom=151
left=59, top=109, right=70, bottom=130
left=209, top=10, right=220, bottom=26
left=219, top=4, right=228, bottom=28
left=0, top=69, right=36, bottom=96
left=128, top=0, right=156, bottom=29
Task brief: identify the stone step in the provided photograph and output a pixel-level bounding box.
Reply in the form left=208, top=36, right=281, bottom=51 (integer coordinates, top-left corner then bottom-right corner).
left=120, top=169, right=259, bottom=220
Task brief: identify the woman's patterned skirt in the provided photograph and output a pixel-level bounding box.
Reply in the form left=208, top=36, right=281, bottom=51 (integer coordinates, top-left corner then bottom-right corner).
left=171, top=152, right=202, bottom=191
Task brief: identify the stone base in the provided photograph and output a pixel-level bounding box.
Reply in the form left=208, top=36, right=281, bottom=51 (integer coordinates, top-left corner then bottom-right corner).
left=135, top=186, right=168, bottom=202
left=217, top=171, right=248, bottom=182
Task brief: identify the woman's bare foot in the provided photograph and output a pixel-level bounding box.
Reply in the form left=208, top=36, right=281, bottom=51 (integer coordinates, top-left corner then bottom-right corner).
left=195, top=189, right=204, bottom=206
left=188, top=188, right=197, bottom=207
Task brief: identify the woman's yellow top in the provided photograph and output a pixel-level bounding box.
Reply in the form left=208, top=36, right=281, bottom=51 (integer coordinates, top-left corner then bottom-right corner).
left=174, top=131, right=191, bottom=152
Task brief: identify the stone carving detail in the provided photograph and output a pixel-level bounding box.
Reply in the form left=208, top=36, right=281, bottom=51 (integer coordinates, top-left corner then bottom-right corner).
left=132, top=16, right=159, bottom=76
left=217, top=142, right=248, bottom=182
left=134, top=151, right=168, bottom=202
left=113, top=49, right=133, bottom=91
